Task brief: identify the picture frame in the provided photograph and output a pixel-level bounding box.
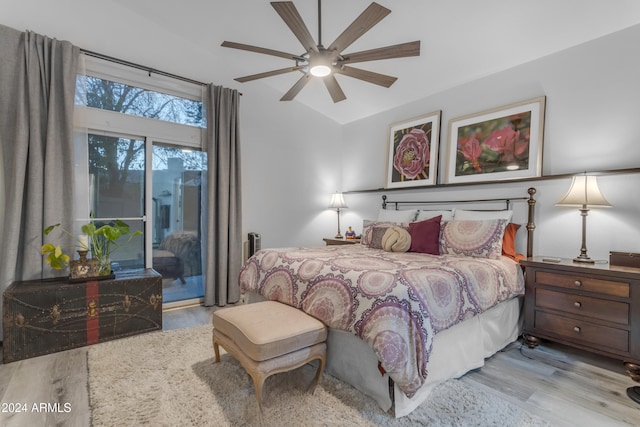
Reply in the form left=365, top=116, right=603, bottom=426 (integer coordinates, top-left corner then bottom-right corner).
left=386, top=111, right=441, bottom=188
left=445, top=96, right=545, bottom=184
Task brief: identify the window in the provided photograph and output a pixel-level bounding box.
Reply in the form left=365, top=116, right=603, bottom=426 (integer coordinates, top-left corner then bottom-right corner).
left=74, top=54, right=205, bottom=304
left=78, top=75, right=203, bottom=127
left=88, top=133, right=145, bottom=270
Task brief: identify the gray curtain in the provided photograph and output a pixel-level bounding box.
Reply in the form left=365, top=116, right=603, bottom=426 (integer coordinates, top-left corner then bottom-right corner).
left=201, top=84, right=242, bottom=306
left=0, top=25, right=79, bottom=340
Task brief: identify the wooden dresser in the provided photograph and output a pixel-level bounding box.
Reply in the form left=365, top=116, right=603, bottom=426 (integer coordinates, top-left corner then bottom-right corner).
left=521, top=257, right=640, bottom=380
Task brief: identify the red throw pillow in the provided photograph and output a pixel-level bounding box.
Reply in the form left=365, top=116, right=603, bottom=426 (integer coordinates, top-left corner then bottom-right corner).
left=502, top=223, right=525, bottom=261
left=409, top=215, right=442, bottom=255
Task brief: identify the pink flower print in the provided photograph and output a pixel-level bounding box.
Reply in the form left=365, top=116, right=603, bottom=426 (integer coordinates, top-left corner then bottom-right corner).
left=393, top=129, right=430, bottom=180
left=483, top=126, right=520, bottom=163
left=459, top=136, right=482, bottom=171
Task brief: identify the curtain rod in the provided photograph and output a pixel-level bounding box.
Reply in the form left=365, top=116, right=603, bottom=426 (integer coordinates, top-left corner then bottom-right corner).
left=80, top=48, right=242, bottom=95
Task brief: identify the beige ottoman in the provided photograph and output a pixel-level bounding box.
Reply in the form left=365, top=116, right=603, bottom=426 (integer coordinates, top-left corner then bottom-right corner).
left=212, top=301, right=327, bottom=410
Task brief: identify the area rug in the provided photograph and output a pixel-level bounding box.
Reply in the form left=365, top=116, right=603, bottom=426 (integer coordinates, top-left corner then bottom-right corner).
left=87, top=325, right=551, bottom=426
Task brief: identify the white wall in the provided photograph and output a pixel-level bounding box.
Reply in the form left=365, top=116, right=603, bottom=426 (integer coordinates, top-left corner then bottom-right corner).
left=2, top=3, right=640, bottom=260
left=239, top=84, right=342, bottom=249
left=0, top=2, right=343, bottom=250
left=341, top=24, right=640, bottom=260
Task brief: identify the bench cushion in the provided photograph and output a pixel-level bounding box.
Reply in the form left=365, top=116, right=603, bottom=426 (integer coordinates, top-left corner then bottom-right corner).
left=212, top=301, right=327, bottom=362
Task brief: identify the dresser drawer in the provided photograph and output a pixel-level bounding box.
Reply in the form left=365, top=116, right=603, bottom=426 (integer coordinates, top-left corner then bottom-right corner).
left=535, top=289, right=629, bottom=325
left=535, top=311, right=629, bottom=353
left=535, top=271, right=630, bottom=298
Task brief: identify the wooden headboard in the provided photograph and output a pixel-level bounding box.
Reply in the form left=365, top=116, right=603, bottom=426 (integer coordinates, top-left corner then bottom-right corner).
left=381, top=187, right=537, bottom=258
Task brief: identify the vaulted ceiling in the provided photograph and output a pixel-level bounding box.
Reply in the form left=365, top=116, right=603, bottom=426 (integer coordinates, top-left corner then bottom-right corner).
left=115, top=1, right=640, bottom=123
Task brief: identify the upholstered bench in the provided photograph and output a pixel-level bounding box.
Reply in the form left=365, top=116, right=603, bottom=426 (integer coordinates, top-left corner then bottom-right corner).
left=212, top=301, right=327, bottom=411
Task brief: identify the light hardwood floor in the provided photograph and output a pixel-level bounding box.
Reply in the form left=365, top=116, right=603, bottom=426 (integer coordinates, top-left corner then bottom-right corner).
left=1, top=305, right=638, bottom=426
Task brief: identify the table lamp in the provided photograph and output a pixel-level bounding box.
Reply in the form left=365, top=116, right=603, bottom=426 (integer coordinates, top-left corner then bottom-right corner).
left=556, top=174, right=611, bottom=263
left=328, top=192, right=348, bottom=239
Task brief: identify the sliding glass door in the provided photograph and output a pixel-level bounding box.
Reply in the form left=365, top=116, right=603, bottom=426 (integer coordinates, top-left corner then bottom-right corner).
left=152, top=144, right=206, bottom=303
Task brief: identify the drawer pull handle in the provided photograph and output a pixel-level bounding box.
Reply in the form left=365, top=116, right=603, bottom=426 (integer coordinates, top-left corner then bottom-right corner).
left=574, top=280, right=582, bottom=287
left=573, top=326, right=581, bottom=333
left=574, top=301, right=582, bottom=308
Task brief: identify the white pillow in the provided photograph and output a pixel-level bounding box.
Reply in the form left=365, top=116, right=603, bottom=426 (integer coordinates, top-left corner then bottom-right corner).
left=377, top=209, right=418, bottom=222
left=454, top=209, right=513, bottom=222
left=415, top=209, right=454, bottom=222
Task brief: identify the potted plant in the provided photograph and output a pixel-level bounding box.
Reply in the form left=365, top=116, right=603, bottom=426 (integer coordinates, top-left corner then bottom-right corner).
left=42, top=219, right=142, bottom=277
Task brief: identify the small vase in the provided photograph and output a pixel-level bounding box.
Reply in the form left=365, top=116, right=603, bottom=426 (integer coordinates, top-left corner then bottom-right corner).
left=97, top=255, right=112, bottom=276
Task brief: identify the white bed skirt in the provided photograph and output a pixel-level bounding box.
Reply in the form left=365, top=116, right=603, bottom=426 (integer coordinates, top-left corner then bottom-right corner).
left=244, top=293, right=523, bottom=418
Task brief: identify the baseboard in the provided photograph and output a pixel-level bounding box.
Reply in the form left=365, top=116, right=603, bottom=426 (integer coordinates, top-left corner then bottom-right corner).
left=162, top=298, right=203, bottom=311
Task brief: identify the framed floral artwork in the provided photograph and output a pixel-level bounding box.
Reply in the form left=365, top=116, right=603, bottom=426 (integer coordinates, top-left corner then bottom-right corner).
left=445, top=96, right=545, bottom=184
left=386, top=111, right=441, bottom=188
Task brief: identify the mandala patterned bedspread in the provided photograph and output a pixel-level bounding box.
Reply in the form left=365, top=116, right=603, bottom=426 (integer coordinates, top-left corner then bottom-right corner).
left=238, top=245, right=524, bottom=397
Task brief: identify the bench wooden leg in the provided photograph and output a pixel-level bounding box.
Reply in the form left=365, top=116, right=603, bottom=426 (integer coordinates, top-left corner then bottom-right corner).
left=306, top=354, right=326, bottom=395
left=213, top=340, right=221, bottom=363
left=314, top=355, right=326, bottom=388
left=248, top=371, right=267, bottom=414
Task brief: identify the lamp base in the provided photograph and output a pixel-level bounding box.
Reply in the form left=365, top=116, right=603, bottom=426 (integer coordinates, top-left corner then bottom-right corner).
left=334, top=233, right=343, bottom=239
left=573, top=255, right=595, bottom=264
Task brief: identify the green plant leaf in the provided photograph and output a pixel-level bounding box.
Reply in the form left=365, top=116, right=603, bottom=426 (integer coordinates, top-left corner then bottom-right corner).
left=42, top=244, right=70, bottom=270
left=41, top=243, right=55, bottom=254
left=82, top=223, right=97, bottom=235
left=43, top=224, right=61, bottom=235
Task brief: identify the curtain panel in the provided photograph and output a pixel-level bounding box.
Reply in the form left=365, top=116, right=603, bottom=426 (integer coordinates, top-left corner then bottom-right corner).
left=0, top=24, right=79, bottom=340
left=201, top=84, right=242, bottom=306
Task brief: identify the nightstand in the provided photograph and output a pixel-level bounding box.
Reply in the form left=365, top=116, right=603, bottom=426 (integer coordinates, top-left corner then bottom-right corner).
left=521, top=257, right=640, bottom=383
left=323, top=237, right=360, bottom=246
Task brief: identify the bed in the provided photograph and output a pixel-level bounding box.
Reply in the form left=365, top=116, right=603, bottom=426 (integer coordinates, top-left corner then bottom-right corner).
left=239, top=188, right=537, bottom=417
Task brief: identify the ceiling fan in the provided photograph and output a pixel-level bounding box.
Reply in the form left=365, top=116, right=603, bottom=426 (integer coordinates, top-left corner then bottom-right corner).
left=221, top=1, right=420, bottom=103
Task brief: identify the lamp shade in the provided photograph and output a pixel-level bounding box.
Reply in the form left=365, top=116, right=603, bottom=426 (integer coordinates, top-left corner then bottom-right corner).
left=556, top=175, right=611, bottom=208
left=328, top=192, right=348, bottom=209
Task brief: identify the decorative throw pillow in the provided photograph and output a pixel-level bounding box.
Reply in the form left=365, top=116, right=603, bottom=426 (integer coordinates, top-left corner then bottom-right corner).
left=361, top=221, right=409, bottom=247
left=440, top=219, right=508, bottom=259
left=369, top=226, right=390, bottom=249
left=381, top=226, right=411, bottom=252
left=408, top=215, right=442, bottom=255
left=502, top=223, right=525, bottom=261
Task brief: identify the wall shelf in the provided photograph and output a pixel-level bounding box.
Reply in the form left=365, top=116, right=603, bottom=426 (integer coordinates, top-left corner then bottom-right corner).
left=343, top=167, right=640, bottom=195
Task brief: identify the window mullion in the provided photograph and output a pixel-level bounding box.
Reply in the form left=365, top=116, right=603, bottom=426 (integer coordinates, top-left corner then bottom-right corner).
left=145, top=136, right=154, bottom=269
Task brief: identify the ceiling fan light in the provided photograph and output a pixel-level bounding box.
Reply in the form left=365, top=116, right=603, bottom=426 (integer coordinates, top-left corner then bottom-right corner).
left=310, top=64, right=331, bottom=77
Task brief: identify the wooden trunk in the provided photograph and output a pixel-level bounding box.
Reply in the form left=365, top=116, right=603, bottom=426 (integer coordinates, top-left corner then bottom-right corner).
left=2, top=269, right=162, bottom=363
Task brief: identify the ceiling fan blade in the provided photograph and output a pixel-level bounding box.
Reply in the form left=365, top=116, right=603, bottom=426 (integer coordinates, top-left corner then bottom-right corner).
left=280, top=73, right=312, bottom=101
left=338, top=41, right=420, bottom=65
left=334, top=66, right=397, bottom=88
left=234, top=67, right=303, bottom=83
left=221, top=41, right=304, bottom=61
left=323, top=75, right=347, bottom=103
left=271, top=2, right=319, bottom=53
left=327, top=2, right=391, bottom=52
